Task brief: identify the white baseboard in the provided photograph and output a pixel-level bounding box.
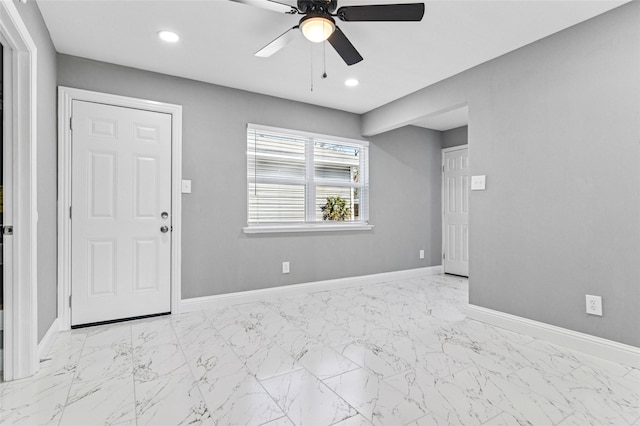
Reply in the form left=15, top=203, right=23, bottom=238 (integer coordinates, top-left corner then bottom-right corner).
left=181, top=265, right=443, bottom=313
left=37, top=318, right=59, bottom=362
left=466, top=304, right=640, bottom=369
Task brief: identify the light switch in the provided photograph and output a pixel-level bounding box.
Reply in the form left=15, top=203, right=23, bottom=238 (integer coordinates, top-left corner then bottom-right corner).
left=471, top=175, right=486, bottom=191
left=181, top=180, right=192, bottom=194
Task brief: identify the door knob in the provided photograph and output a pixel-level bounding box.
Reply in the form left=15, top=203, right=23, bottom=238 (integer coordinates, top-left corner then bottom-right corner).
left=161, top=212, right=169, bottom=219
left=160, top=226, right=169, bottom=233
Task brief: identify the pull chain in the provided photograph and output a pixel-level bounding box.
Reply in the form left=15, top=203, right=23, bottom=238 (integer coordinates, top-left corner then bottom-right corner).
left=310, top=42, right=314, bottom=92
left=322, top=40, right=327, bottom=79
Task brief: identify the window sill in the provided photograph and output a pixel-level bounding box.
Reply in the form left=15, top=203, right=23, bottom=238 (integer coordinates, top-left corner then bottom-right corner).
left=243, top=223, right=374, bottom=234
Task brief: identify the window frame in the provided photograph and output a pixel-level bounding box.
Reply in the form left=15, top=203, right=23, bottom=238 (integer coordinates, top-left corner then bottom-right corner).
left=244, top=123, right=373, bottom=234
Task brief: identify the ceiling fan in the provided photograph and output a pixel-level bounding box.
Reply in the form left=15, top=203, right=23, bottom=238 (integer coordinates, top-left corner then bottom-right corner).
left=230, top=0, right=425, bottom=66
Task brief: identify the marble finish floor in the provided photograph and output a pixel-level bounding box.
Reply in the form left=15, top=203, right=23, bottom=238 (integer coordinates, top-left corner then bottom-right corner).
left=1, top=274, right=639, bottom=425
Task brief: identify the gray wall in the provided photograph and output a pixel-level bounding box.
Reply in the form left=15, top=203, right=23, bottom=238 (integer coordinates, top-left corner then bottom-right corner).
left=441, top=126, right=468, bottom=149
left=15, top=1, right=58, bottom=342
left=363, top=4, right=640, bottom=347
left=369, top=126, right=443, bottom=268
left=57, top=54, right=443, bottom=299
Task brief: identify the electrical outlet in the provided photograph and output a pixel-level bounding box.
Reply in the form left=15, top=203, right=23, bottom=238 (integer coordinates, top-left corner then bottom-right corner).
left=282, top=261, right=290, bottom=274
left=419, top=249, right=425, bottom=260
left=585, top=294, right=603, bottom=316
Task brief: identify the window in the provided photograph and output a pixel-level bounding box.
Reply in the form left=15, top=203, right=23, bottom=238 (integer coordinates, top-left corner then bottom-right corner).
left=245, top=124, right=371, bottom=233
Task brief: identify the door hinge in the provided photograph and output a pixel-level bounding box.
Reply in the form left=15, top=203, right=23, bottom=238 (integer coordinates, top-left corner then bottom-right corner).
left=69, top=206, right=72, bottom=219
left=443, top=252, right=445, bottom=260
left=70, top=117, right=73, bottom=130
left=442, top=165, right=445, bottom=173
left=2, top=225, right=14, bottom=236
left=69, top=295, right=72, bottom=308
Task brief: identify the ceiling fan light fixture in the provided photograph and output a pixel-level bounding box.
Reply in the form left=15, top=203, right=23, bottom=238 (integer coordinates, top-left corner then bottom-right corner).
left=300, top=15, right=335, bottom=43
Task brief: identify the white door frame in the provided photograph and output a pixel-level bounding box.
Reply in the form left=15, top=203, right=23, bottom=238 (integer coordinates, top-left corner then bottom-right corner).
left=441, top=144, right=469, bottom=274
left=0, top=1, right=39, bottom=381
left=58, top=87, right=183, bottom=331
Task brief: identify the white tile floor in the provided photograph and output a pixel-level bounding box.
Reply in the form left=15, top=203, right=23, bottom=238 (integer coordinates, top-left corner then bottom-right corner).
left=1, top=274, right=639, bottom=425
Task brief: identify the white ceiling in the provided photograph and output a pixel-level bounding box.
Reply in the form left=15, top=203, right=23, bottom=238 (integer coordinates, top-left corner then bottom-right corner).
left=38, top=0, right=627, bottom=130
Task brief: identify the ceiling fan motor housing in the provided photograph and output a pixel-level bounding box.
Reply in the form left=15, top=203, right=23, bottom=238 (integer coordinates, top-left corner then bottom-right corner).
left=299, top=12, right=336, bottom=26
left=297, top=0, right=338, bottom=14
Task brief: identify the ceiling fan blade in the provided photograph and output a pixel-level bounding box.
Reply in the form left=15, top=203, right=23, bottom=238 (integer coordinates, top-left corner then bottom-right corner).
left=337, top=3, right=425, bottom=22
left=228, top=0, right=297, bottom=14
left=327, top=27, right=363, bottom=66
left=255, top=26, right=299, bottom=57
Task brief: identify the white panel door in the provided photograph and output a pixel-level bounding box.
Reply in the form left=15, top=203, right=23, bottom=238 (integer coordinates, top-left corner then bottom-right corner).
left=71, top=100, right=172, bottom=325
left=443, top=147, right=469, bottom=277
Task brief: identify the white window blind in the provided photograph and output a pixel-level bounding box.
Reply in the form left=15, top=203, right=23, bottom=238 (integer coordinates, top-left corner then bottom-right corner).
left=247, top=124, right=369, bottom=229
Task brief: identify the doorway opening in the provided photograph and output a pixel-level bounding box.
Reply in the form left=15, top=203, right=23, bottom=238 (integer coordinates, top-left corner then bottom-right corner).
left=0, top=43, right=4, bottom=375
left=58, top=87, right=183, bottom=331
left=410, top=105, right=469, bottom=278
left=0, top=0, right=39, bottom=381
left=437, top=114, right=470, bottom=277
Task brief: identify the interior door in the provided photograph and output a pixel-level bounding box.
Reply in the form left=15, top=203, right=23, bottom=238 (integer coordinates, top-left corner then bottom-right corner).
left=71, top=100, right=172, bottom=326
left=443, top=146, right=469, bottom=277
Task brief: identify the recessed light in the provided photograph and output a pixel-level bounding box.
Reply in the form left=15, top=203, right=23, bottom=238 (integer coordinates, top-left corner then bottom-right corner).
left=158, top=30, right=179, bottom=43
left=345, top=79, right=359, bottom=87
